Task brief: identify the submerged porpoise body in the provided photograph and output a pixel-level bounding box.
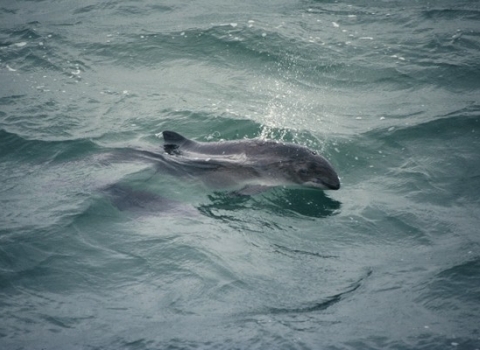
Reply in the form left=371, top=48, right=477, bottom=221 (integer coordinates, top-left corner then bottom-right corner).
left=161, top=131, right=340, bottom=195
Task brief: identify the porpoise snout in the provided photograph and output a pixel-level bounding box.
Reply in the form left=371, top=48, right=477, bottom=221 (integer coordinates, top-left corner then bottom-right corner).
left=318, top=175, right=340, bottom=190
left=328, top=178, right=340, bottom=190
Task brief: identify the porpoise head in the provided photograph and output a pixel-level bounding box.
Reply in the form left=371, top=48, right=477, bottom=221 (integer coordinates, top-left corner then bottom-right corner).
left=280, top=146, right=341, bottom=190
left=292, top=156, right=341, bottom=190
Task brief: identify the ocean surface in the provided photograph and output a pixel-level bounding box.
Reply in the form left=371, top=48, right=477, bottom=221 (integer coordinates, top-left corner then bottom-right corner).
left=1, top=0, right=480, bottom=349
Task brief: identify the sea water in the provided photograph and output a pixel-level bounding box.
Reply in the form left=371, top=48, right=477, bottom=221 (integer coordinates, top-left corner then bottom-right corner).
left=1, top=0, right=479, bottom=349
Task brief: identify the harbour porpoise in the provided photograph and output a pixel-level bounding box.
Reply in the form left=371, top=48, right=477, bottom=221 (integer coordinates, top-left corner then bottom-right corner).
left=161, top=131, right=340, bottom=195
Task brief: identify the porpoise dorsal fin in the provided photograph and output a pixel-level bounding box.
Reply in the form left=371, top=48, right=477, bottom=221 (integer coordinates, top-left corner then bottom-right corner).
left=163, top=131, right=190, bottom=146
left=163, top=131, right=196, bottom=154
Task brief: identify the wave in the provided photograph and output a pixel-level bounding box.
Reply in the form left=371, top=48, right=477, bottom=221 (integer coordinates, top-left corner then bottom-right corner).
left=420, top=256, right=480, bottom=307
left=0, top=128, right=102, bottom=162
left=368, top=104, right=480, bottom=142
left=248, top=269, right=372, bottom=316
left=422, top=8, right=480, bottom=21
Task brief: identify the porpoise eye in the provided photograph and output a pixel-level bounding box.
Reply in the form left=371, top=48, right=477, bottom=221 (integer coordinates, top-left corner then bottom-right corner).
left=310, top=151, right=317, bottom=155
left=299, top=169, right=308, bottom=175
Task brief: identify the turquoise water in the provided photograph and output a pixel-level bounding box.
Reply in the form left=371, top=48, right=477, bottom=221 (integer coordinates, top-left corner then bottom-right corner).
left=1, top=1, right=480, bottom=349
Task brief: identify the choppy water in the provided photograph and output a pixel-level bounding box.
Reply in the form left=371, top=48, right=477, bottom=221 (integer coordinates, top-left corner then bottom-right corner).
left=1, top=0, right=480, bottom=349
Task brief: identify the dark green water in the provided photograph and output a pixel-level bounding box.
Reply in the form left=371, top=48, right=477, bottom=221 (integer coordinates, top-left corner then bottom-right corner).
left=1, top=1, right=480, bottom=349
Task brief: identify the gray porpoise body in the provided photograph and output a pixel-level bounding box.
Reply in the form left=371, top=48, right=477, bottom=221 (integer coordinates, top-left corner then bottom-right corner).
left=162, top=131, right=340, bottom=194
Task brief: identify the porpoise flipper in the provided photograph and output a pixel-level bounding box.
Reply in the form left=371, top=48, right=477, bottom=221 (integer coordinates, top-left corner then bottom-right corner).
left=234, top=185, right=273, bottom=196
left=103, top=184, right=198, bottom=217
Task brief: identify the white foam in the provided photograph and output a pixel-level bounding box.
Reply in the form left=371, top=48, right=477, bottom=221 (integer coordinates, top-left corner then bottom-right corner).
left=14, top=42, right=27, bottom=47
left=6, top=65, right=16, bottom=72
